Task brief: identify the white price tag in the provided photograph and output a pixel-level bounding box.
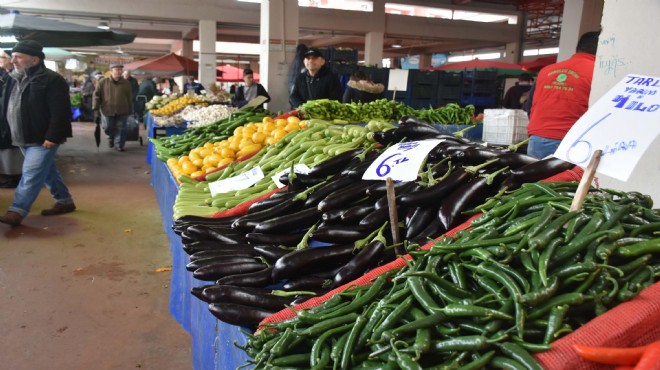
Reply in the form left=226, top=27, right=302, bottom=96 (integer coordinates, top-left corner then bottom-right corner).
left=362, top=140, right=441, bottom=182
left=271, top=164, right=312, bottom=188
left=208, top=166, right=264, bottom=196
left=555, top=74, right=660, bottom=181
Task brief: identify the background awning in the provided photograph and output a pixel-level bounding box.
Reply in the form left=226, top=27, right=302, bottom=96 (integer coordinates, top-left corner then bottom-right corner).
left=123, top=53, right=198, bottom=77
left=0, top=11, right=135, bottom=48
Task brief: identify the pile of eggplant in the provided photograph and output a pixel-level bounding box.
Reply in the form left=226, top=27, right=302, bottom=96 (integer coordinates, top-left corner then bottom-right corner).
left=173, top=116, right=576, bottom=329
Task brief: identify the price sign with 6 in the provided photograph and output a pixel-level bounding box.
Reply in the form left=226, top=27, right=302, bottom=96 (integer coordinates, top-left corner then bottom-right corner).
left=362, top=139, right=442, bottom=181
left=555, top=74, right=660, bottom=181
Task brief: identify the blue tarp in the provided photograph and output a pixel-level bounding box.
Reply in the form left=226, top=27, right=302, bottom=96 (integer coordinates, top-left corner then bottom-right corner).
left=151, top=152, right=250, bottom=370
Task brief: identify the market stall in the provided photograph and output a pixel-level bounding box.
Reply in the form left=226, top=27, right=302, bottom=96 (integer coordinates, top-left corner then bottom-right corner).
left=148, top=95, right=660, bottom=370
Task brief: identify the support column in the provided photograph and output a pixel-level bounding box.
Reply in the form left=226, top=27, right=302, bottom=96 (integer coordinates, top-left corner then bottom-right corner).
left=260, top=0, right=299, bottom=112
left=364, top=0, right=385, bottom=67
left=503, top=11, right=526, bottom=64
left=198, top=20, right=217, bottom=92
left=557, top=0, right=604, bottom=61
left=364, top=32, right=384, bottom=67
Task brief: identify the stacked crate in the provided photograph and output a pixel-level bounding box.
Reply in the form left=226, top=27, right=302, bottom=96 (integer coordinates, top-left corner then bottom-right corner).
left=460, top=69, right=500, bottom=111
left=436, top=71, right=463, bottom=107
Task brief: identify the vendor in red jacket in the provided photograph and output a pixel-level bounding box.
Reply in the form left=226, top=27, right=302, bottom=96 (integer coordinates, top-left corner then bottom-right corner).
left=526, top=31, right=600, bottom=159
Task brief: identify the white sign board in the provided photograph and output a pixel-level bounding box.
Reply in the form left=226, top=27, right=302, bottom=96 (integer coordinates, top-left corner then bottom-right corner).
left=555, top=74, right=660, bottom=181
left=209, top=166, right=264, bottom=196
left=271, top=164, right=311, bottom=188
left=362, top=140, right=441, bottom=182
left=387, top=69, right=409, bottom=92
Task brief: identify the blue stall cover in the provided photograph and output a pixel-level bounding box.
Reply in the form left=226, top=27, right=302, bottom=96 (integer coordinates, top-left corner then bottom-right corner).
left=151, top=152, right=250, bottom=370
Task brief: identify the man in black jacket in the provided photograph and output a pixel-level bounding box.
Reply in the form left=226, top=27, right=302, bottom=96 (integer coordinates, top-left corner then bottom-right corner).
left=232, top=69, right=270, bottom=108
left=289, top=48, right=342, bottom=108
left=0, top=40, right=75, bottom=227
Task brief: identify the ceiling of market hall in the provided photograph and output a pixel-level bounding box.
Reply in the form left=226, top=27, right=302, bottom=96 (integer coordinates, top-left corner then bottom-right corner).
left=1, top=0, right=563, bottom=64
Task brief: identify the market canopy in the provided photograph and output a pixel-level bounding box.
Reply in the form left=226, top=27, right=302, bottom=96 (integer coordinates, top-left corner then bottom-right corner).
left=0, top=11, right=135, bottom=48
left=123, top=53, right=198, bottom=77
left=428, top=58, right=528, bottom=76
left=216, top=65, right=260, bottom=82
left=519, top=55, right=557, bottom=72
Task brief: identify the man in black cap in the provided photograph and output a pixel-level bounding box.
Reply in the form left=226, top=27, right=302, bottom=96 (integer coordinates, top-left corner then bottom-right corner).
left=289, top=48, right=342, bottom=108
left=92, top=63, right=132, bottom=151
left=232, top=68, right=270, bottom=108
left=0, top=40, right=75, bottom=227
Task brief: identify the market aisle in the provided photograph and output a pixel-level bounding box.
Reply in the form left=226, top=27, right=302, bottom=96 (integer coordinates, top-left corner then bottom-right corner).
left=0, top=122, right=192, bottom=369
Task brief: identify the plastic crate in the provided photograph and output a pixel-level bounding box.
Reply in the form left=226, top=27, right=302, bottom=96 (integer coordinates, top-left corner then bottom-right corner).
left=329, top=62, right=357, bottom=76
left=460, top=95, right=496, bottom=107
left=330, top=48, right=358, bottom=63
left=437, top=85, right=462, bottom=99
left=438, top=71, right=463, bottom=86
left=482, top=109, right=529, bottom=145
left=464, top=70, right=498, bottom=81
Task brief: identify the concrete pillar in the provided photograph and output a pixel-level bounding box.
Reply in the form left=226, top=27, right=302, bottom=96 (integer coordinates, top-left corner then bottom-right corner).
left=260, top=0, right=299, bottom=113
left=364, top=0, right=385, bottom=67
left=503, top=12, right=526, bottom=64
left=198, top=20, right=217, bottom=91
left=558, top=0, right=604, bottom=61
left=364, top=32, right=384, bottom=67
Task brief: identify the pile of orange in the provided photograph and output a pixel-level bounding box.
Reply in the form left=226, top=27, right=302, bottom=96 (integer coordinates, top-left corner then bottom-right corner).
left=167, top=116, right=307, bottom=180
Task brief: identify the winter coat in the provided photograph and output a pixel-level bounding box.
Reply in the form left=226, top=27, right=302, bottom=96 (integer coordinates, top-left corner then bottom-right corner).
left=0, top=69, right=16, bottom=149
left=289, top=65, right=342, bottom=108
left=1, top=62, right=72, bottom=145
left=92, top=76, right=133, bottom=117
left=342, top=79, right=386, bottom=104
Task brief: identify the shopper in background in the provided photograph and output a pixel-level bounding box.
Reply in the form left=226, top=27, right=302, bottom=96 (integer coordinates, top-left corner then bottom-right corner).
left=183, top=76, right=205, bottom=95
left=122, top=69, right=139, bottom=112
left=0, top=40, right=75, bottom=227
left=0, top=50, right=23, bottom=189
left=136, top=76, right=158, bottom=122
left=289, top=48, right=342, bottom=108
left=502, top=73, right=533, bottom=109
left=232, top=69, right=270, bottom=109
left=526, top=31, right=600, bottom=159
left=342, top=70, right=385, bottom=104
left=93, top=63, right=132, bottom=152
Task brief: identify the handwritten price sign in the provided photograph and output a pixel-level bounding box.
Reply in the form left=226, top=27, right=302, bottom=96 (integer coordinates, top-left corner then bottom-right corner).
left=209, top=166, right=264, bottom=196
left=555, top=74, right=660, bottom=181
left=362, top=140, right=441, bottom=181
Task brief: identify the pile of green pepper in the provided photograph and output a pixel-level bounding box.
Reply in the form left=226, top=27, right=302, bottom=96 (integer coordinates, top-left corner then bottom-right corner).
left=299, top=98, right=477, bottom=125
left=238, top=182, right=660, bottom=369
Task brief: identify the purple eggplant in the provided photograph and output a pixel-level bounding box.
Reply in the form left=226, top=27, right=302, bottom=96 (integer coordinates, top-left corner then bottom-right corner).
left=332, top=240, right=385, bottom=287
left=231, top=197, right=305, bottom=231
left=246, top=189, right=298, bottom=214
left=271, top=244, right=357, bottom=281
left=509, top=157, right=574, bottom=182
left=215, top=267, right=274, bottom=288
left=438, top=173, right=504, bottom=231
left=186, top=255, right=258, bottom=272
left=398, top=168, right=472, bottom=207
left=246, top=232, right=305, bottom=246
left=202, top=285, right=294, bottom=310
left=308, top=148, right=364, bottom=177
left=208, top=302, right=275, bottom=330
left=253, top=207, right=323, bottom=234
left=193, top=261, right=267, bottom=281
left=310, top=225, right=372, bottom=244
left=283, top=275, right=333, bottom=291
left=317, top=181, right=373, bottom=212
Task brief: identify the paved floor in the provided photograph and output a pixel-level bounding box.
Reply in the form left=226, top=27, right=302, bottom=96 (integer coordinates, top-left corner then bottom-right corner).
left=0, top=122, right=191, bottom=370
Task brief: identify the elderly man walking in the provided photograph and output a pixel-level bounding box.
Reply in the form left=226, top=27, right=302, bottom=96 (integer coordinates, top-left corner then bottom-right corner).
left=0, top=40, right=75, bottom=227
left=93, top=63, right=132, bottom=151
